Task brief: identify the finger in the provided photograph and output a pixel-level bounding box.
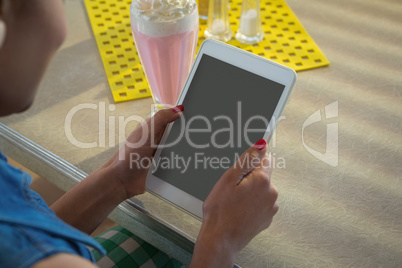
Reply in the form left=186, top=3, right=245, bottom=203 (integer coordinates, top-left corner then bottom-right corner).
left=125, top=105, right=183, bottom=146
left=273, top=201, right=279, bottom=214
left=262, top=186, right=279, bottom=230
left=149, top=105, right=184, bottom=137
left=268, top=183, right=279, bottom=205
left=227, top=139, right=268, bottom=184
left=254, top=152, right=274, bottom=182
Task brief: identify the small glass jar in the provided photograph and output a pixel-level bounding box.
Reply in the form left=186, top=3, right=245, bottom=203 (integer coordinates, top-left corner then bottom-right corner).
left=235, top=0, right=264, bottom=44
left=204, top=0, right=233, bottom=42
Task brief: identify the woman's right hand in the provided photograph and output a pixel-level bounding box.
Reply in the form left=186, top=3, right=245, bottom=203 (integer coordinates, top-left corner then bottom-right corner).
left=190, top=140, right=279, bottom=267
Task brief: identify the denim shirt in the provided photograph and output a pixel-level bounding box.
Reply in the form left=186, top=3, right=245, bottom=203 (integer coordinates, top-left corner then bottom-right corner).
left=0, top=152, right=105, bottom=267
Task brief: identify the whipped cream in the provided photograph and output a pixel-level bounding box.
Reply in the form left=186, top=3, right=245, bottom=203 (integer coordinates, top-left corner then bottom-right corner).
left=130, top=0, right=198, bottom=37
left=131, top=0, right=196, bottom=22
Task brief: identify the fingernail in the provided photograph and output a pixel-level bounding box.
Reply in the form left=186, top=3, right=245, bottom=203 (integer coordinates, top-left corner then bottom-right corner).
left=253, top=139, right=267, bottom=150
left=171, top=105, right=184, bottom=113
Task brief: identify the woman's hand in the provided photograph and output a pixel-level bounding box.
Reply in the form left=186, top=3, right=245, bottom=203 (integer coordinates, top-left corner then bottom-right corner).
left=107, top=105, right=184, bottom=199
left=190, top=140, right=279, bottom=267
left=51, top=106, right=183, bottom=234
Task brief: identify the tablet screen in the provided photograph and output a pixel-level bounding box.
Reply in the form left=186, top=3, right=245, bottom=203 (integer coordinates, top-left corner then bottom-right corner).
left=153, top=54, right=285, bottom=201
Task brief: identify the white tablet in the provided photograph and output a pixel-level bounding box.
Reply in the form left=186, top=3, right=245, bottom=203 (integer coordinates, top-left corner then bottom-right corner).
left=146, top=39, right=296, bottom=219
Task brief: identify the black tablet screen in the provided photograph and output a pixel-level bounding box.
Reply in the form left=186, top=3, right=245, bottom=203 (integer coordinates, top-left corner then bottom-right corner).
left=153, top=54, right=285, bottom=201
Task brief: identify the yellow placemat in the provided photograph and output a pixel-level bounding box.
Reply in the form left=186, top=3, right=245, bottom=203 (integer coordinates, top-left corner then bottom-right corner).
left=223, top=0, right=330, bottom=71
left=84, top=0, right=330, bottom=103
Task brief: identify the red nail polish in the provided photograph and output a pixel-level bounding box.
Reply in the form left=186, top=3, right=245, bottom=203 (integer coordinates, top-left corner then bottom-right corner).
left=171, top=105, right=184, bottom=113
left=253, top=139, right=267, bottom=150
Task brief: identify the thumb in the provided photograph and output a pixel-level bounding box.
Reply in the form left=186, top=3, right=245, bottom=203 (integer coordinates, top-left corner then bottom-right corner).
left=147, top=105, right=184, bottom=144
left=227, top=139, right=268, bottom=184
left=149, top=105, right=184, bottom=134
left=125, top=105, right=183, bottom=147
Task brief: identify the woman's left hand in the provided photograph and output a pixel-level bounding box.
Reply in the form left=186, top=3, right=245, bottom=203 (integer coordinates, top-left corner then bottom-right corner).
left=106, top=105, right=184, bottom=199
left=51, top=106, right=184, bottom=234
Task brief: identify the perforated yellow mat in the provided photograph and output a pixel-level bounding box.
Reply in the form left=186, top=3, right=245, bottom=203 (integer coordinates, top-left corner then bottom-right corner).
left=84, top=0, right=330, bottom=103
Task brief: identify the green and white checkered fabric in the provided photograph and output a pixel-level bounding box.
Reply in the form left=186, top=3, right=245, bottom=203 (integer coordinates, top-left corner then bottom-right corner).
left=91, top=225, right=184, bottom=268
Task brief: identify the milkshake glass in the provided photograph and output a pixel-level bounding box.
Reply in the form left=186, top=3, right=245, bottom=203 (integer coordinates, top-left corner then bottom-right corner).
left=130, top=0, right=199, bottom=107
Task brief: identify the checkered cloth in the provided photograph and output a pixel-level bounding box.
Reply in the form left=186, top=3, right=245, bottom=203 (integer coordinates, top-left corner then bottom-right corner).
left=91, top=225, right=184, bottom=268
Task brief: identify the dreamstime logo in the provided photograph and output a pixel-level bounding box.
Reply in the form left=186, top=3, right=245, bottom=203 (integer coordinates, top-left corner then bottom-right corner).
left=302, top=101, right=338, bottom=167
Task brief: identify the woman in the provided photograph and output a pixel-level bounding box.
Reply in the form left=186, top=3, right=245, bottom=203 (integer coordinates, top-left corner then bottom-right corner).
left=0, top=0, right=279, bottom=267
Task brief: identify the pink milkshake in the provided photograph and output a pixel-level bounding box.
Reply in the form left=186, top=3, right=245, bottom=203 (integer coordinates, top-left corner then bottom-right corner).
left=130, top=0, right=199, bottom=107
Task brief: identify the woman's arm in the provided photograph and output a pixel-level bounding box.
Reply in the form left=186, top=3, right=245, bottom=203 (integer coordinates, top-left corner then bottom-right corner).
left=50, top=107, right=183, bottom=234
left=50, top=106, right=279, bottom=267
left=32, top=253, right=97, bottom=268
left=49, top=164, right=126, bottom=234
left=190, top=140, right=279, bottom=267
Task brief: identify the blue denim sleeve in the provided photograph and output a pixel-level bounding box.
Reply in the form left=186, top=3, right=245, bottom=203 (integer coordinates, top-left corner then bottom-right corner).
left=0, top=152, right=105, bottom=267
